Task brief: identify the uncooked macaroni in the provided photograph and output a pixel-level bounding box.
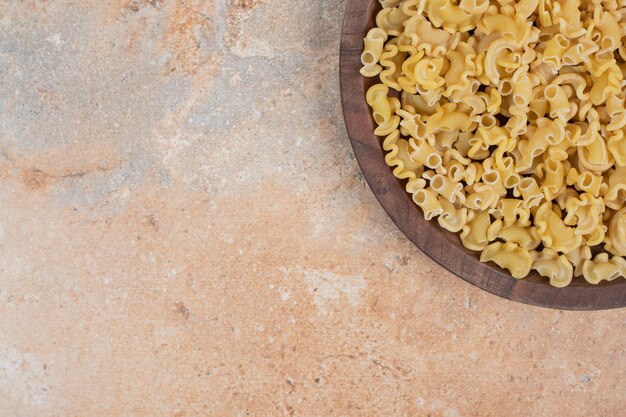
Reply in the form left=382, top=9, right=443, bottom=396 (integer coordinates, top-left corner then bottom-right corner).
left=361, top=0, right=626, bottom=286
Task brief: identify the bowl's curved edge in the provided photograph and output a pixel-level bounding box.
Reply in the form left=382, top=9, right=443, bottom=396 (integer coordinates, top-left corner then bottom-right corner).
left=339, top=0, right=626, bottom=310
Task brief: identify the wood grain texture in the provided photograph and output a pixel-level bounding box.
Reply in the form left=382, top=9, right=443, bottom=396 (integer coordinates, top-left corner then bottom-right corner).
left=339, top=0, right=626, bottom=310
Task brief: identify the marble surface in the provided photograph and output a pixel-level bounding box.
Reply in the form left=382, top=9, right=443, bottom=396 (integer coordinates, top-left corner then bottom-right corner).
left=0, top=1, right=624, bottom=416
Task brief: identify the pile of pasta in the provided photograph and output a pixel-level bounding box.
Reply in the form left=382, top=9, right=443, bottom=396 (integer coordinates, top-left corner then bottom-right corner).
left=361, top=0, right=626, bottom=286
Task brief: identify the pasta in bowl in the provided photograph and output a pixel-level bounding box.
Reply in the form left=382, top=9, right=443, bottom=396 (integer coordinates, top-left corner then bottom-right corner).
left=340, top=0, right=626, bottom=309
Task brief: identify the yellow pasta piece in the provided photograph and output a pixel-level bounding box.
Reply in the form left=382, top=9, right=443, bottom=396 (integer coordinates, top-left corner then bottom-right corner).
left=543, top=84, right=570, bottom=121
left=554, top=73, right=588, bottom=101
left=459, top=0, right=489, bottom=15
left=414, top=57, right=446, bottom=91
left=413, top=188, right=443, bottom=220
left=401, top=0, right=423, bottom=17
left=532, top=249, right=574, bottom=288
left=586, top=57, right=622, bottom=106
left=379, top=0, right=403, bottom=7
left=606, top=208, right=626, bottom=256
left=537, top=0, right=552, bottom=26
left=382, top=130, right=422, bottom=180
left=541, top=158, right=565, bottom=200
left=607, top=130, right=626, bottom=167
left=427, top=0, right=479, bottom=33
left=464, top=183, right=499, bottom=211
left=467, top=136, right=491, bottom=160
left=410, top=137, right=443, bottom=169
left=494, top=198, right=526, bottom=227
left=460, top=211, right=492, bottom=251
left=436, top=130, right=460, bottom=149
left=444, top=43, right=477, bottom=95
left=463, top=162, right=484, bottom=186
left=553, top=0, right=587, bottom=39
left=516, top=118, right=565, bottom=172
left=480, top=242, right=533, bottom=278
left=404, top=15, right=453, bottom=56
left=400, top=92, right=437, bottom=117
left=486, top=219, right=503, bottom=242
left=582, top=254, right=626, bottom=284
left=398, top=109, right=427, bottom=140
left=499, top=223, right=541, bottom=251
left=431, top=174, right=463, bottom=203
left=484, top=39, right=519, bottom=84
left=543, top=34, right=570, bottom=70
left=535, top=202, right=582, bottom=253
left=482, top=168, right=506, bottom=196
left=444, top=148, right=471, bottom=165
left=515, top=0, right=540, bottom=20
left=597, top=10, right=621, bottom=53
left=575, top=171, right=603, bottom=196
left=376, top=6, right=410, bottom=36
left=367, top=89, right=401, bottom=136
left=425, top=104, right=473, bottom=134
left=605, top=166, right=626, bottom=210
left=578, top=135, right=615, bottom=173
left=379, top=43, right=408, bottom=92
left=398, top=50, right=425, bottom=94
left=565, top=245, right=592, bottom=278
left=516, top=177, right=544, bottom=209
left=478, top=14, right=529, bottom=45
left=446, top=160, right=466, bottom=183
left=586, top=223, right=607, bottom=247
left=563, top=193, right=605, bottom=236
left=511, top=67, right=534, bottom=108
left=437, top=197, right=468, bottom=232
left=361, top=28, right=388, bottom=68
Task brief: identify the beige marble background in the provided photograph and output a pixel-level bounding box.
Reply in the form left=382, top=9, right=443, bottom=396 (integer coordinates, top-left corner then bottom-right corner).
left=0, top=1, right=624, bottom=416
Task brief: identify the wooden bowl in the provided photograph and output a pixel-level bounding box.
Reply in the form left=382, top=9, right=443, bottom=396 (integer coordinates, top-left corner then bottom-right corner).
left=339, top=0, right=626, bottom=310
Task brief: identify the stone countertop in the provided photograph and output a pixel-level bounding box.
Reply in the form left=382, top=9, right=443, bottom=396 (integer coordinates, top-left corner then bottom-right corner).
left=0, top=1, right=624, bottom=416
